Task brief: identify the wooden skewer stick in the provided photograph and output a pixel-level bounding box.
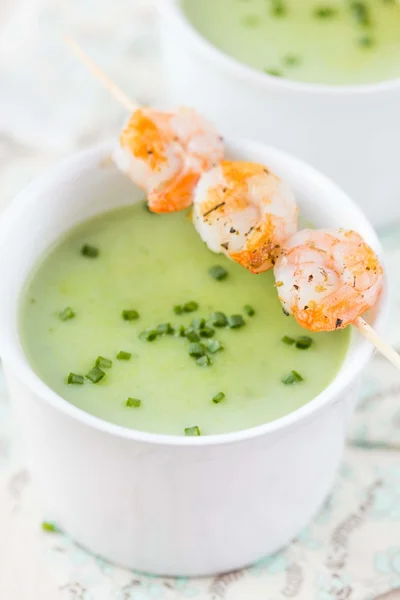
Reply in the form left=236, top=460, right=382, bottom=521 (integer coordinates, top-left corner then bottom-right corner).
left=65, top=37, right=400, bottom=373
left=64, top=35, right=138, bottom=112
left=355, top=317, right=400, bottom=371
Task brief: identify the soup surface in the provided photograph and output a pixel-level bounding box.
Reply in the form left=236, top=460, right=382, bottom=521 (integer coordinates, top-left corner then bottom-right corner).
left=20, top=203, right=350, bottom=435
left=182, top=0, right=400, bottom=85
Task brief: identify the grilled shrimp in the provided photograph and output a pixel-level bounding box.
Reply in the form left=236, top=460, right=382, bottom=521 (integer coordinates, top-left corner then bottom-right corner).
left=192, top=160, right=298, bottom=273
left=274, top=228, right=383, bottom=331
left=113, top=107, right=224, bottom=213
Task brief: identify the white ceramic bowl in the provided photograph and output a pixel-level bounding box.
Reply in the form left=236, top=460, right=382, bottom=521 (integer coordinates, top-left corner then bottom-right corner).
left=0, top=139, right=388, bottom=577
left=158, top=0, right=400, bottom=229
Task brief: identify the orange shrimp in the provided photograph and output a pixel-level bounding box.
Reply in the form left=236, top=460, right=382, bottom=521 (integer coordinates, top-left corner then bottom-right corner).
left=273, top=229, right=383, bottom=331
left=113, top=107, right=224, bottom=213
left=192, top=160, right=298, bottom=273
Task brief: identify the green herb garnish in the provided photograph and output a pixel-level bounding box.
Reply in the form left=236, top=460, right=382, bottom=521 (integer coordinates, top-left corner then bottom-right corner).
left=196, top=355, right=211, bottom=367
left=126, top=397, right=141, bottom=407
left=176, top=325, right=186, bottom=337
left=295, top=336, right=313, bottom=349
left=185, top=328, right=201, bottom=343
left=183, top=301, right=199, bottom=313
left=282, top=370, right=304, bottom=385
left=270, top=0, right=287, bottom=17
left=117, top=350, right=131, bottom=360
left=59, top=307, right=75, bottom=321
left=212, top=392, right=225, bottom=404
left=122, top=309, right=139, bottom=321
left=67, top=373, right=84, bottom=385
left=282, top=335, right=295, bottom=345
left=244, top=304, right=255, bottom=317
left=173, top=305, right=184, bottom=315
left=95, top=356, right=112, bottom=369
left=192, top=318, right=206, bottom=330
left=349, top=1, right=370, bottom=26
left=227, top=314, right=245, bottom=329
left=314, top=6, right=337, bottom=18
left=188, top=342, right=206, bottom=358
left=207, top=340, right=223, bottom=353
left=139, top=329, right=158, bottom=342
left=199, top=326, right=215, bottom=338
left=81, top=244, right=99, bottom=258
left=42, top=521, right=58, bottom=533
left=86, top=366, right=105, bottom=383
left=184, top=426, right=201, bottom=436
left=157, top=323, right=174, bottom=335
left=210, top=312, right=228, bottom=327
left=264, top=68, right=282, bottom=77
left=208, top=265, right=228, bottom=281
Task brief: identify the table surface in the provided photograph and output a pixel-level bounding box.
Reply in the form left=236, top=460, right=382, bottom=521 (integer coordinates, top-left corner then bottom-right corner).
left=2, top=2, right=400, bottom=598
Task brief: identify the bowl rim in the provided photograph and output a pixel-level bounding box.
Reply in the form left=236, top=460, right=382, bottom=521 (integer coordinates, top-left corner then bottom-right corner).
left=159, top=0, right=400, bottom=95
left=0, top=141, right=389, bottom=447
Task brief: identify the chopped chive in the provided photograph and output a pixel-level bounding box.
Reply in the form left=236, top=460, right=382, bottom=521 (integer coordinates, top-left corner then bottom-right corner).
left=264, top=68, right=282, bottom=77
left=185, top=328, right=201, bottom=343
left=313, top=6, right=337, bottom=18
left=192, top=317, right=206, bottom=330
left=173, top=304, right=184, bottom=315
left=349, top=1, right=370, bottom=26
left=42, top=521, right=58, bottom=533
left=126, top=397, right=141, bottom=407
left=242, top=14, right=261, bottom=27
left=86, top=366, right=105, bottom=383
left=208, top=265, right=228, bottom=281
left=295, top=336, right=313, bottom=350
left=210, top=312, right=228, bottom=327
left=157, top=323, right=174, bottom=335
left=227, top=314, right=245, bottom=329
left=59, top=307, right=75, bottom=321
left=196, top=355, right=211, bottom=367
left=184, top=426, right=201, bottom=436
left=270, top=0, right=287, bottom=17
left=282, top=335, right=295, bottom=345
left=244, top=304, right=255, bottom=317
left=183, top=301, right=199, bottom=313
left=207, top=340, right=223, bottom=354
left=282, top=370, right=304, bottom=385
left=176, top=325, right=186, bottom=337
left=81, top=244, right=99, bottom=258
left=358, top=34, right=374, bottom=47
left=199, top=326, right=215, bottom=338
left=117, top=350, right=131, bottom=360
left=122, top=309, right=139, bottom=321
left=67, top=373, right=84, bottom=385
left=139, top=329, right=158, bottom=342
left=188, top=342, right=206, bottom=358
left=95, top=356, right=112, bottom=369
left=212, top=392, right=225, bottom=404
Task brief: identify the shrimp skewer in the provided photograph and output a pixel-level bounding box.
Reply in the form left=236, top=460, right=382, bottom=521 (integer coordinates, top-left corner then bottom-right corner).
left=193, top=160, right=298, bottom=273
left=65, top=36, right=224, bottom=213
left=65, top=37, right=400, bottom=372
left=274, top=229, right=400, bottom=372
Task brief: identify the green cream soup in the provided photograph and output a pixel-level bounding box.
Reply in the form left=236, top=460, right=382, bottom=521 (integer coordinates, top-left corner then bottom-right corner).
left=20, top=204, right=349, bottom=436
left=182, top=0, right=400, bottom=85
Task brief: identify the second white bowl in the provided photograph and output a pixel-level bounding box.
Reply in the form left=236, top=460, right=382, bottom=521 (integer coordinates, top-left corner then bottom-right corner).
left=159, top=0, right=400, bottom=229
